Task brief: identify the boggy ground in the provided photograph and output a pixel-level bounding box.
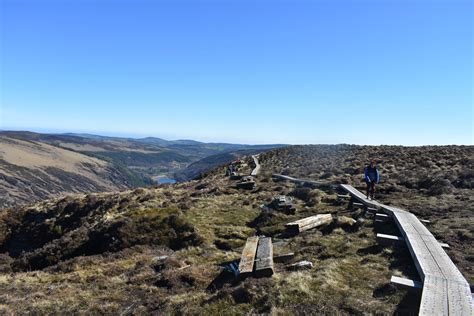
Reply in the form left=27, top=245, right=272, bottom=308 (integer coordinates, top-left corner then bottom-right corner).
left=0, top=145, right=472, bottom=314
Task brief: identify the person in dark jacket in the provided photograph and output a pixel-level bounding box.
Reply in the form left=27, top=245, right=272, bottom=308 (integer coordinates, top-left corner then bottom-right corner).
left=364, top=160, right=380, bottom=200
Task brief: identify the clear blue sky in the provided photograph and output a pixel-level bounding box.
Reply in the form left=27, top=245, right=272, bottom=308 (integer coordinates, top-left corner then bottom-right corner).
left=1, top=0, right=472, bottom=144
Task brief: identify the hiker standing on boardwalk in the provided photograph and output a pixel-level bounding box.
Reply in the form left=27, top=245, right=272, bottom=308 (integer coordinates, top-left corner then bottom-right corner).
left=364, top=160, right=380, bottom=200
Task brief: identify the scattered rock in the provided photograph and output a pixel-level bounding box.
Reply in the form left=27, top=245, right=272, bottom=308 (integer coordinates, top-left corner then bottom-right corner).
left=267, top=195, right=296, bottom=214
left=236, top=176, right=256, bottom=190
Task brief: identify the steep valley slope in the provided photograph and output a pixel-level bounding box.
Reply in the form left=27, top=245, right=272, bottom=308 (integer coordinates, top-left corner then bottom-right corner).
left=0, top=131, right=281, bottom=207
left=0, top=136, right=139, bottom=209
left=0, top=145, right=472, bottom=314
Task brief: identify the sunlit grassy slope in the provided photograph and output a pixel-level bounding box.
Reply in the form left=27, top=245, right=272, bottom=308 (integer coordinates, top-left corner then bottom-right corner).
left=0, top=145, right=472, bottom=314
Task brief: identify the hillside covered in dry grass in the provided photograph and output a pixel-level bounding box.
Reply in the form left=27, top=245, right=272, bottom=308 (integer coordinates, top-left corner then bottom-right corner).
left=0, top=145, right=472, bottom=314
left=0, top=135, right=140, bottom=209
left=0, top=131, right=280, bottom=208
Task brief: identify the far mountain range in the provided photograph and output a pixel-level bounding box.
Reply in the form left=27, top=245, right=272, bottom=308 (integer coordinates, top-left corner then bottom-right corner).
left=0, top=130, right=284, bottom=208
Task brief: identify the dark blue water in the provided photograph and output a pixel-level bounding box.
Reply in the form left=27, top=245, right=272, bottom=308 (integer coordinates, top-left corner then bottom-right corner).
left=156, top=177, right=177, bottom=184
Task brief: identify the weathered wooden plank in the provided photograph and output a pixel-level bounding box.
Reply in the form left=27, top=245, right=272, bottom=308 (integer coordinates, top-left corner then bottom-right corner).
left=238, top=236, right=259, bottom=276
left=375, top=213, right=390, bottom=222
left=404, top=233, right=444, bottom=279
left=447, top=280, right=473, bottom=316
left=419, top=275, right=449, bottom=316
left=421, top=236, right=465, bottom=281
left=273, top=252, right=295, bottom=263
left=255, top=237, right=274, bottom=277
left=390, top=276, right=422, bottom=290
left=339, top=184, right=382, bottom=210
left=286, top=214, right=332, bottom=233
left=438, top=242, right=450, bottom=249
left=299, top=215, right=333, bottom=232
left=286, top=214, right=331, bottom=227
left=408, top=215, right=434, bottom=236
left=376, top=233, right=405, bottom=246
left=337, top=194, right=351, bottom=199
left=272, top=174, right=337, bottom=189
left=382, top=205, right=409, bottom=215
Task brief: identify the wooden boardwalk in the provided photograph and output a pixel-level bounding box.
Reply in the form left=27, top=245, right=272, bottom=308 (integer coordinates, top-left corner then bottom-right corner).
left=340, top=184, right=473, bottom=316
left=250, top=155, right=261, bottom=176
left=272, top=174, right=337, bottom=189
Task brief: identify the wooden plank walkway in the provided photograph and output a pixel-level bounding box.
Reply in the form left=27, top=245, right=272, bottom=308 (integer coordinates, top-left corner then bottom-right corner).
left=339, top=184, right=473, bottom=316
left=250, top=155, right=261, bottom=176
left=272, top=174, right=337, bottom=189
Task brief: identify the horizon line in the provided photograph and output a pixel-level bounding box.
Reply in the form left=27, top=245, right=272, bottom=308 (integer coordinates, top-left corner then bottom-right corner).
left=1, top=127, right=472, bottom=147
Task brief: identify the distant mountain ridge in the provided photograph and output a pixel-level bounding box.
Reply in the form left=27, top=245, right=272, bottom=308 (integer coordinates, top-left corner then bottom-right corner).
left=62, top=132, right=284, bottom=149
left=0, top=131, right=284, bottom=207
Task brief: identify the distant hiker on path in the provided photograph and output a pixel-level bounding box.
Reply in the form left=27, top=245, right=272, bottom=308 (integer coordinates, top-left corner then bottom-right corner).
left=364, top=160, right=380, bottom=200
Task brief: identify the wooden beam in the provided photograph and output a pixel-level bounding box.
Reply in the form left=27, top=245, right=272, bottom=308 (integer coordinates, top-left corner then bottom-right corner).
left=273, top=252, right=295, bottom=263
left=376, top=233, right=405, bottom=246
left=352, top=202, right=365, bottom=209
left=391, top=276, right=422, bottom=291
left=375, top=213, right=390, bottom=222
left=337, top=194, right=351, bottom=199
left=438, top=242, right=450, bottom=249
left=255, top=237, right=274, bottom=277
left=238, top=236, right=259, bottom=277
left=376, top=233, right=450, bottom=250
left=271, top=174, right=337, bottom=189
left=286, top=214, right=333, bottom=234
